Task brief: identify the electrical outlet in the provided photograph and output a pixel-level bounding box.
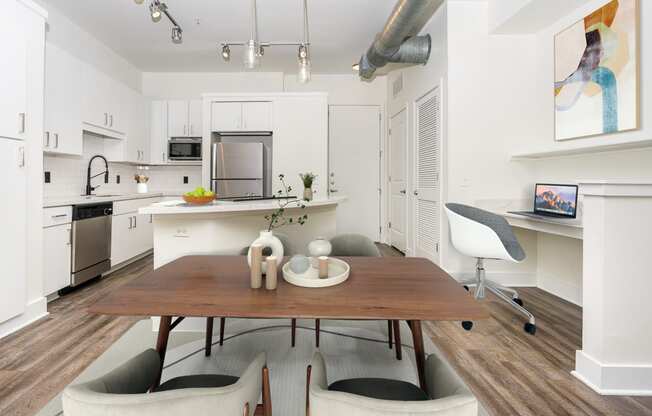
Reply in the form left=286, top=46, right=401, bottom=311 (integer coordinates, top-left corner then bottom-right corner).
left=116, top=175, right=121, bottom=184
left=174, top=228, right=190, bottom=238
left=44, top=171, right=51, bottom=183
left=183, top=176, right=189, bottom=184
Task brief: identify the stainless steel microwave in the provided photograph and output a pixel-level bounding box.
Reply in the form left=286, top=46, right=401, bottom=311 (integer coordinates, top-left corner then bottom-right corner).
left=168, top=138, right=202, bottom=161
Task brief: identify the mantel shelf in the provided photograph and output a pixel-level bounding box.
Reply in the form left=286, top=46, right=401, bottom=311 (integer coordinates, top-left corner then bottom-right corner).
left=511, top=139, right=652, bottom=160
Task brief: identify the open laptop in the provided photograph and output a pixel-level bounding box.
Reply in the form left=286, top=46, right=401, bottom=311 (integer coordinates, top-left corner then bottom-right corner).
left=509, top=183, right=579, bottom=219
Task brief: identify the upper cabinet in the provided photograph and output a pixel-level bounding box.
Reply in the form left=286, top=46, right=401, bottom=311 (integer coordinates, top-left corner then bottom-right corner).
left=44, top=43, right=82, bottom=155
left=81, top=64, right=127, bottom=137
left=0, top=0, right=28, bottom=141
left=211, top=101, right=272, bottom=132
left=125, top=90, right=150, bottom=163
left=149, top=101, right=169, bottom=165
left=168, top=99, right=202, bottom=138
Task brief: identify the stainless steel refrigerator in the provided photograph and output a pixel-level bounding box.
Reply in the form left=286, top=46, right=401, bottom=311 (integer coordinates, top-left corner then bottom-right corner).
left=211, top=142, right=265, bottom=198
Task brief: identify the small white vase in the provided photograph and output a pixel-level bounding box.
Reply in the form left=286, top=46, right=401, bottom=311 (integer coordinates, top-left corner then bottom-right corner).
left=136, top=183, right=148, bottom=194
left=247, top=230, right=284, bottom=274
left=303, top=187, right=313, bottom=201
left=308, top=237, right=332, bottom=257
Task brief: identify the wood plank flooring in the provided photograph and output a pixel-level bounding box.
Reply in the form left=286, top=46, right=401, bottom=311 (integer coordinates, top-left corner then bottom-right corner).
left=1, top=248, right=651, bottom=416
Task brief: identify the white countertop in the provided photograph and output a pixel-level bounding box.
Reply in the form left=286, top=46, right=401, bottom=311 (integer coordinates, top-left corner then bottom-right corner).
left=140, top=196, right=347, bottom=215
left=43, top=193, right=165, bottom=208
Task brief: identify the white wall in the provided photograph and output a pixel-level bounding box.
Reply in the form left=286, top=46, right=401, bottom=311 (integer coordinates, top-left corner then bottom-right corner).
left=36, top=1, right=141, bottom=91
left=284, top=74, right=387, bottom=105
left=141, top=72, right=285, bottom=99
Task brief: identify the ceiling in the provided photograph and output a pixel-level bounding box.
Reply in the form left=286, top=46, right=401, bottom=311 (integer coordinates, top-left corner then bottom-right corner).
left=41, top=0, right=402, bottom=74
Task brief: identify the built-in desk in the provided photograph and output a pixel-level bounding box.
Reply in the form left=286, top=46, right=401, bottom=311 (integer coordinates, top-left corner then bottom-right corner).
left=500, top=212, right=583, bottom=240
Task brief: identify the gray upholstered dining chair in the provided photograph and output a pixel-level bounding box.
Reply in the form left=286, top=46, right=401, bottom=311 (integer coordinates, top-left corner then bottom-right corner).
left=63, top=350, right=271, bottom=416
left=306, top=351, right=477, bottom=416
left=310, top=233, right=402, bottom=361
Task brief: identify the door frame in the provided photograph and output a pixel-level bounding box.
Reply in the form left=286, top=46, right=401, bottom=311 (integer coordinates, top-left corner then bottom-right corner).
left=387, top=106, right=409, bottom=253
left=328, top=104, right=384, bottom=241
left=411, top=80, right=446, bottom=265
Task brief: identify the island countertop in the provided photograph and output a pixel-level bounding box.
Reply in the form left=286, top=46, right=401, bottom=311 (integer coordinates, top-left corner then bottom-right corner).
left=139, top=196, right=346, bottom=215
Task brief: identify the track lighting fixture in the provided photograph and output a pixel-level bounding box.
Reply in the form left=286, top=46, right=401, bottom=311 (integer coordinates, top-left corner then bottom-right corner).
left=219, top=0, right=312, bottom=82
left=149, top=2, right=163, bottom=22
left=136, top=1, right=182, bottom=44
left=171, top=26, right=182, bottom=43
left=134, top=0, right=144, bottom=4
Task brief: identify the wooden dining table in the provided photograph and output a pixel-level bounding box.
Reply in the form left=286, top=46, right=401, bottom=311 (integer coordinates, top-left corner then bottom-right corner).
left=89, top=255, right=489, bottom=389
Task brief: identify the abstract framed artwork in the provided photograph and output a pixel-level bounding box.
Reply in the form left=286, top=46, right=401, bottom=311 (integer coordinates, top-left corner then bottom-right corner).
left=554, top=0, right=639, bottom=141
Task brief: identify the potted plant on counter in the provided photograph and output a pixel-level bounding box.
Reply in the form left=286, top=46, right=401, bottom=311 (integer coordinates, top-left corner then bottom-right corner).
left=300, top=172, right=317, bottom=201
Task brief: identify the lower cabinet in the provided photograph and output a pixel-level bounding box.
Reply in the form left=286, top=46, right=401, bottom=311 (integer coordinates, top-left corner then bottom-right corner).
left=111, top=212, right=154, bottom=267
left=43, top=223, right=72, bottom=296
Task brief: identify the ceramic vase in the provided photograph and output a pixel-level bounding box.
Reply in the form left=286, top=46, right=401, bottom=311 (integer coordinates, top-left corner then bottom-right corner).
left=137, top=183, right=148, bottom=194
left=308, top=237, right=332, bottom=257
left=247, top=230, right=284, bottom=274
left=303, top=187, right=313, bottom=201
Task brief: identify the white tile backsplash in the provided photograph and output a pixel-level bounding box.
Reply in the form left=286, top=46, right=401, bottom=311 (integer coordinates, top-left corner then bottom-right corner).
left=43, top=135, right=202, bottom=199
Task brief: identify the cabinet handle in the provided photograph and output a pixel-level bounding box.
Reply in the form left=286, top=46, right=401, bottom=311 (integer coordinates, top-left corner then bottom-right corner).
left=104, top=113, right=108, bottom=126
left=184, top=124, right=187, bottom=135
left=109, top=114, right=114, bottom=127
left=128, top=216, right=133, bottom=229
left=19, top=113, right=26, bottom=134
left=44, top=131, right=50, bottom=148
left=189, top=124, right=193, bottom=135
left=133, top=216, right=137, bottom=228
left=54, top=133, right=59, bottom=149
left=149, top=214, right=153, bottom=223
left=163, top=152, right=166, bottom=162
left=18, top=147, right=25, bottom=167
left=51, top=214, right=68, bottom=218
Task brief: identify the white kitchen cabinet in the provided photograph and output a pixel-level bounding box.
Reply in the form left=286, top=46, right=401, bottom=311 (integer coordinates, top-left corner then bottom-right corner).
left=111, top=213, right=134, bottom=266
left=125, top=91, right=150, bottom=163
left=111, top=198, right=160, bottom=267
left=211, top=101, right=272, bottom=132
left=81, top=63, right=126, bottom=137
left=149, top=101, right=168, bottom=164
left=43, top=223, right=72, bottom=296
left=44, top=43, right=82, bottom=155
left=242, top=102, right=272, bottom=131
left=0, top=0, right=28, bottom=141
left=0, top=138, right=27, bottom=322
left=168, top=100, right=202, bottom=138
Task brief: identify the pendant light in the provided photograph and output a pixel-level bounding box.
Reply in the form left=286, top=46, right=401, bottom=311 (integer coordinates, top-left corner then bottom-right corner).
left=243, top=0, right=260, bottom=69
left=297, top=0, right=311, bottom=83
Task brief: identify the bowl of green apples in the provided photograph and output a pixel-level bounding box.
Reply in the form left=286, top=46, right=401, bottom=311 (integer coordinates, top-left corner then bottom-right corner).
left=183, top=187, right=216, bottom=205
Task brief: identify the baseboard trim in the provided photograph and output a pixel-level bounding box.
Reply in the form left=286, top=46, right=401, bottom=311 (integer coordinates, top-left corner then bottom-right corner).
left=538, top=277, right=582, bottom=306
left=574, top=350, right=652, bottom=395
left=451, top=271, right=537, bottom=288
left=107, top=250, right=153, bottom=275
left=0, top=297, right=49, bottom=339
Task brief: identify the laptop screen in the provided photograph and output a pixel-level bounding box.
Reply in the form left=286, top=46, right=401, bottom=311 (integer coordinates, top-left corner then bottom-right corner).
left=534, top=184, right=578, bottom=218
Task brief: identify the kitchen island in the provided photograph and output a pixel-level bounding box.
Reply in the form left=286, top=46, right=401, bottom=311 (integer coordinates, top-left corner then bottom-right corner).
left=140, top=197, right=345, bottom=269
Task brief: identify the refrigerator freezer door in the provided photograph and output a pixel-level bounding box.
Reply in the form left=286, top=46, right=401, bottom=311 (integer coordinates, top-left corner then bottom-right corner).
left=211, top=142, right=263, bottom=179
left=212, top=179, right=264, bottom=198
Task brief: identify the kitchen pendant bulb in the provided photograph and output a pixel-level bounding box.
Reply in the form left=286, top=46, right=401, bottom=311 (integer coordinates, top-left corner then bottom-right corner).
left=171, top=26, right=182, bottom=43
left=298, top=44, right=308, bottom=59
left=221, top=44, right=231, bottom=61
left=134, top=0, right=145, bottom=4
left=150, top=2, right=162, bottom=22
left=352, top=63, right=360, bottom=72
left=243, top=40, right=260, bottom=69
left=298, top=57, right=311, bottom=83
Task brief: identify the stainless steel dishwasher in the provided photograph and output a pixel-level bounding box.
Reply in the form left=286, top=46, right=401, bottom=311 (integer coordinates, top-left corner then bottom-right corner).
left=71, top=202, right=113, bottom=287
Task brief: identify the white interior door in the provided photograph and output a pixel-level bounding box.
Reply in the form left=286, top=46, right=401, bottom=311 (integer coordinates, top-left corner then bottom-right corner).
left=389, top=109, right=408, bottom=253
left=413, top=88, right=442, bottom=264
left=329, top=105, right=381, bottom=241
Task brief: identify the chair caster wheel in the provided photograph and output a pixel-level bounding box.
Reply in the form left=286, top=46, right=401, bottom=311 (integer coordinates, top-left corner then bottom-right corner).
left=513, top=298, right=523, bottom=307
left=461, top=321, right=473, bottom=331
left=524, top=323, right=536, bottom=335
left=463, top=285, right=469, bottom=292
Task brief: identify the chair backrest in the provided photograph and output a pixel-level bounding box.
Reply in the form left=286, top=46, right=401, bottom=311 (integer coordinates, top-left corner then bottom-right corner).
left=329, top=234, right=381, bottom=257
left=308, top=352, right=477, bottom=416
left=63, top=350, right=266, bottom=416
left=444, top=203, right=525, bottom=262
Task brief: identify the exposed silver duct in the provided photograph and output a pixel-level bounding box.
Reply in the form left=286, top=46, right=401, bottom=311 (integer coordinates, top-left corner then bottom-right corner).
left=358, top=0, right=436, bottom=80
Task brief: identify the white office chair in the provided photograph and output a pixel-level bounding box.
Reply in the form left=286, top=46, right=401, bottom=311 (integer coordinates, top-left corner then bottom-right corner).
left=445, top=203, right=536, bottom=335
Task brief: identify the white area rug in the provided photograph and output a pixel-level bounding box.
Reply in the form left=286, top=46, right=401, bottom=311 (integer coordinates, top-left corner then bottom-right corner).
left=40, top=319, right=483, bottom=416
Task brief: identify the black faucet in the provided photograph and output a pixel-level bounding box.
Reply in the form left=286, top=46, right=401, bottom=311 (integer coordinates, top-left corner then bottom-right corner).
left=85, top=155, right=109, bottom=196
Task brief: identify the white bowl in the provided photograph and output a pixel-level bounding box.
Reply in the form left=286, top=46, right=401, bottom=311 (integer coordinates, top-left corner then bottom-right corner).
left=282, top=257, right=350, bottom=288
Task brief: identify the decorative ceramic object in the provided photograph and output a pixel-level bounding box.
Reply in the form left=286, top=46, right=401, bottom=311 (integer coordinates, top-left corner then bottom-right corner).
left=303, top=187, right=313, bottom=201
left=250, top=244, right=263, bottom=289
left=265, top=256, right=278, bottom=290
left=289, top=255, right=311, bottom=274
left=136, top=183, right=148, bottom=194
left=282, top=257, right=350, bottom=288
left=248, top=230, right=284, bottom=274
left=308, top=237, right=332, bottom=257
left=318, top=256, right=329, bottom=279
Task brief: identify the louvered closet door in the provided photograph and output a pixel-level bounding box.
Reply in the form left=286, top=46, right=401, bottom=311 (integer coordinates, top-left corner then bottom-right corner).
left=414, top=87, right=441, bottom=264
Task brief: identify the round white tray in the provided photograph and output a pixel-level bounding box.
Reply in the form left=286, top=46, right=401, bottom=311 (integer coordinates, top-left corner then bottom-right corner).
left=282, top=257, right=350, bottom=288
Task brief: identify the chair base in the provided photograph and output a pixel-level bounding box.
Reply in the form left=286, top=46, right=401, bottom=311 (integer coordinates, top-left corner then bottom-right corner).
left=461, top=259, right=536, bottom=333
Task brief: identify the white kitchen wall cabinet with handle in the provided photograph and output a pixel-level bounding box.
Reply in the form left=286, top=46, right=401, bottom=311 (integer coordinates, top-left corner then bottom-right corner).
left=42, top=206, right=72, bottom=296
left=0, top=139, right=28, bottom=323
left=149, top=101, right=168, bottom=164
left=44, top=43, right=82, bottom=155
left=125, top=91, right=150, bottom=163
left=168, top=100, right=202, bottom=138
left=210, top=101, right=272, bottom=132
left=81, top=63, right=126, bottom=138
left=0, top=0, right=28, bottom=141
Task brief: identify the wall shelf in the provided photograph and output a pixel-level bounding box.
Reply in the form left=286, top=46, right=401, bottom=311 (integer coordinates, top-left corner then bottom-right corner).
left=511, top=139, right=652, bottom=160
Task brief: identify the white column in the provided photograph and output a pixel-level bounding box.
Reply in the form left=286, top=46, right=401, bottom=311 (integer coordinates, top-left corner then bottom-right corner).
left=573, top=181, right=652, bottom=395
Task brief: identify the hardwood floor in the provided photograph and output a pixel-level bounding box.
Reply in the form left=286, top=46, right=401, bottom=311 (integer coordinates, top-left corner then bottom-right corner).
left=1, top=248, right=651, bottom=416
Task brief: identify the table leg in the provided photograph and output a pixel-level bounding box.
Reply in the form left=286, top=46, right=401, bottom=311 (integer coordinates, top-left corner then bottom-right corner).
left=154, top=316, right=172, bottom=388
left=408, top=320, right=426, bottom=390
